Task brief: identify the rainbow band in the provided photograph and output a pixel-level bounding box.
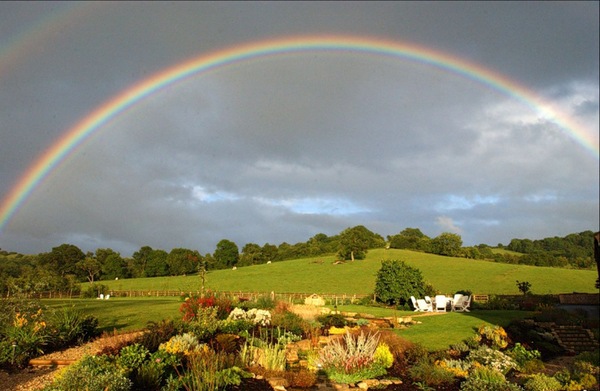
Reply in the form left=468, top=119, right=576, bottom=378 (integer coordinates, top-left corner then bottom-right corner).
left=1, top=35, right=597, bottom=233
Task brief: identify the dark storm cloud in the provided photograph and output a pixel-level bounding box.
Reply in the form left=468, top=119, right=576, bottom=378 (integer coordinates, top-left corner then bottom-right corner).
left=0, top=1, right=597, bottom=256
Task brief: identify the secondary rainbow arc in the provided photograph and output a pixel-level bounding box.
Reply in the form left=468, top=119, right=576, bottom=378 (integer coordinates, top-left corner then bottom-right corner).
left=0, top=35, right=597, bottom=233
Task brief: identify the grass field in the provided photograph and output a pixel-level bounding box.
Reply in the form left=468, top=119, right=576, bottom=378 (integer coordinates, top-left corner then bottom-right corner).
left=41, top=298, right=536, bottom=351
left=98, top=248, right=598, bottom=296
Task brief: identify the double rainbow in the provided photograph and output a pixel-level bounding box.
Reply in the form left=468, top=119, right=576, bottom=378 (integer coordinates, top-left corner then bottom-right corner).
left=1, top=35, right=597, bottom=232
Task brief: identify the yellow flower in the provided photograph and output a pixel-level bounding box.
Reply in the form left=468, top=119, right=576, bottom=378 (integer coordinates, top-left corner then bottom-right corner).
left=14, top=313, right=28, bottom=328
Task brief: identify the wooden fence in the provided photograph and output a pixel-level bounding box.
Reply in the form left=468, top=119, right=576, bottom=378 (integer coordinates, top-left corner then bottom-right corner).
left=22, top=290, right=373, bottom=305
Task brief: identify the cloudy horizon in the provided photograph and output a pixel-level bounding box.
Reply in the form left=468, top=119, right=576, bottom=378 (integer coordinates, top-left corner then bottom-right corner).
left=0, top=2, right=598, bottom=257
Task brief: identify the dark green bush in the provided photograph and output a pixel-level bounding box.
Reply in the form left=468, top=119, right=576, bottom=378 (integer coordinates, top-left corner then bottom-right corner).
left=316, top=314, right=347, bottom=329
left=374, top=260, right=431, bottom=306
left=271, top=310, right=306, bottom=336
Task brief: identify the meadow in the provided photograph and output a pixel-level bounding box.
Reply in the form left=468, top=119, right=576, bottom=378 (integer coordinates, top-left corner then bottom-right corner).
left=42, top=297, right=536, bottom=351
left=99, top=248, right=598, bottom=295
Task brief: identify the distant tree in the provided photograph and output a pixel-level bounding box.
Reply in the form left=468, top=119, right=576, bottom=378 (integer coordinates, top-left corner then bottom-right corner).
left=214, top=239, right=239, bottom=268
left=146, top=249, right=169, bottom=277
left=240, top=243, right=263, bottom=266
left=388, top=228, right=432, bottom=251
left=77, top=256, right=102, bottom=284
left=261, top=243, right=278, bottom=263
left=430, top=232, right=463, bottom=257
left=516, top=280, right=532, bottom=295
left=38, top=244, right=85, bottom=278
left=132, top=246, right=154, bottom=277
left=101, top=253, right=128, bottom=280
left=374, top=260, right=430, bottom=306
left=167, top=248, right=199, bottom=275
left=338, top=225, right=385, bottom=261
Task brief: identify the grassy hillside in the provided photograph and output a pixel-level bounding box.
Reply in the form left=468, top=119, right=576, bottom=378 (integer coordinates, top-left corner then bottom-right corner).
left=99, top=248, right=598, bottom=295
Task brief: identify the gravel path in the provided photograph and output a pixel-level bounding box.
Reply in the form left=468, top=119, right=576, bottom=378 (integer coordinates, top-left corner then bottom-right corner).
left=0, top=331, right=143, bottom=391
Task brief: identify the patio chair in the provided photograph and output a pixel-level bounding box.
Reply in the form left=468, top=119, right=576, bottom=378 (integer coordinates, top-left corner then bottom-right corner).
left=417, top=298, right=433, bottom=312
left=452, top=295, right=471, bottom=312
left=435, top=295, right=447, bottom=312
left=410, top=296, right=432, bottom=312
left=425, top=296, right=433, bottom=307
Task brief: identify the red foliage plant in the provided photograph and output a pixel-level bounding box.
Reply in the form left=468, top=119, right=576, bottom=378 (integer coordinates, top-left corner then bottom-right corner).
left=179, top=295, right=232, bottom=321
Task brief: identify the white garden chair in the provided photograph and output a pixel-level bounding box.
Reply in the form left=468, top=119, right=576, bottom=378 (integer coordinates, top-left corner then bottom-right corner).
left=435, top=295, right=447, bottom=312
left=410, top=296, right=432, bottom=312
left=452, top=295, right=471, bottom=312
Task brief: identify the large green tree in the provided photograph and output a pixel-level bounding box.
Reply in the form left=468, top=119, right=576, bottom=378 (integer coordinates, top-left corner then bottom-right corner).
left=38, top=244, right=85, bottom=278
left=239, top=243, right=263, bottom=266
left=101, top=253, right=128, bottom=280
left=430, top=232, right=463, bottom=257
left=374, top=259, right=430, bottom=306
left=167, top=248, right=200, bottom=275
left=338, top=225, right=384, bottom=261
left=77, top=256, right=102, bottom=284
left=214, top=239, right=239, bottom=268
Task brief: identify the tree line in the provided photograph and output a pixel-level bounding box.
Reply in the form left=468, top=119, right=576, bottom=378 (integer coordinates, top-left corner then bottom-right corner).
left=0, top=227, right=596, bottom=296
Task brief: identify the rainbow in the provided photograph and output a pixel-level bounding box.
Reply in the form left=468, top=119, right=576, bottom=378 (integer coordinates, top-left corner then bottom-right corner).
left=0, top=34, right=598, bottom=232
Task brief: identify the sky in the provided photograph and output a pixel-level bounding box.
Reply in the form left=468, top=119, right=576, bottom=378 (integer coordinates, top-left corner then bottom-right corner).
left=0, top=1, right=598, bottom=257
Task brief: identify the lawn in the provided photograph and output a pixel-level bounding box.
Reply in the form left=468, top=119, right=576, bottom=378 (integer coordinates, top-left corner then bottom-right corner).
left=44, top=297, right=182, bottom=332
left=98, top=248, right=598, bottom=296
left=42, top=298, right=535, bottom=351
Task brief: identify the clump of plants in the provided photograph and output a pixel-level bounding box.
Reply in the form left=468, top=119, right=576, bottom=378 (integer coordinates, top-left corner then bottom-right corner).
left=0, top=299, right=99, bottom=369
left=311, top=330, right=393, bottom=384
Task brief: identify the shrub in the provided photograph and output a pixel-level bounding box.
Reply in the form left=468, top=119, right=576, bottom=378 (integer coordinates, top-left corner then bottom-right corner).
left=409, top=360, right=456, bottom=386
left=314, top=331, right=388, bottom=384
left=523, top=374, right=562, bottom=391
left=575, top=350, right=600, bottom=367
left=227, top=308, right=271, bottom=327
left=374, top=260, right=430, bottom=306
left=179, top=347, right=250, bottom=391
left=271, top=309, right=307, bottom=336
left=179, top=295, right=231, bottom=322
left=116, top=343, right=149, bottom=373
left=159, top=333, right=203, bottom=356
left=316, top=314, right=347, bottom=329
left=81, top=283, right=108, bottom=299
left=285, top=368, right=317, bottom=388
left=1, top=308, right=50, bottom=367
left=185, top=307, right=220, bottom=341
left=133, top=360, right=164, bottom=391
left=374, top=343, right=394, bottom=369
left=468, top=346, right=517, bottom=375
left=437, top=359, right=472, bottom=379
left=47, top=307, right=99, bottom=349
left=137, top=319, right=183, bottom=352
left=218, top=318, right=255, bottom=335
left=507, top=343, right=543, bottom=373
left=404, top=343, right=431, bottom=365
left=459, top=367, right=522, bottom=391
left=43, top=355, right=131, bottom=391
left=377, top=329, right=414, bottom=363
left=476, top=325, right=510, bottom=350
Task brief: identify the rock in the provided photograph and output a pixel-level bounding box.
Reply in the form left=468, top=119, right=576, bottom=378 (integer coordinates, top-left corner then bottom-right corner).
left=268, top=377, right=289, bottom=388
left=333, top=383, right=351, bottom=391
left=357, top=379, right=380, bottom=389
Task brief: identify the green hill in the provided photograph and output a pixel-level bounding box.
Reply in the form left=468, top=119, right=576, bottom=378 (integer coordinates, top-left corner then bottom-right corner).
left=101, top=248, right=598, bottom=295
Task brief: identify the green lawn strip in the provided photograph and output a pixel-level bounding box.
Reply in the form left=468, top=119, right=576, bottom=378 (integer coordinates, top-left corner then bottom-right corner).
left=42, top=297, right=182, bottom=332
left=42, top=298, right=535, bottom=352
left=394, top=310, right=534, bottom=351
left=98, top=248, right=598, bottom=296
